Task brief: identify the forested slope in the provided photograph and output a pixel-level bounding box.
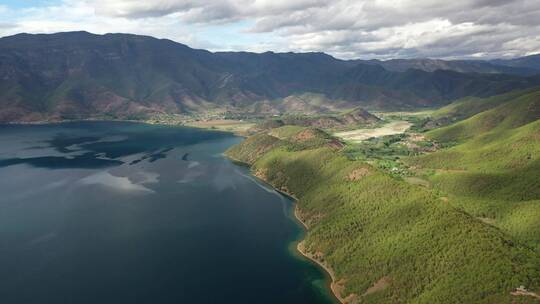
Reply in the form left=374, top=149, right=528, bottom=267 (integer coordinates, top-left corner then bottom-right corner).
left=409, top=88, right=540, bottom=253
left=226, top=125, right=540, bottom=304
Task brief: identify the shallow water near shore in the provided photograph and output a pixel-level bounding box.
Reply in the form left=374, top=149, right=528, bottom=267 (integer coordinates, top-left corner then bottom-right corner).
left=0, top=121, right=335, bottom=304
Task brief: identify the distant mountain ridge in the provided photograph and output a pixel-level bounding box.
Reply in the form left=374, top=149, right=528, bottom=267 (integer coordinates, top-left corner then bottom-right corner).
left=1, top=31, right=540, bottom=122
left=363, top=58, right=540, bottom=75
left=490, top=54, right=540, bottom=72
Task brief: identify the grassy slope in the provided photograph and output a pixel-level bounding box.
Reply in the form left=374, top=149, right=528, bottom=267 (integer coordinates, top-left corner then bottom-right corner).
left=429, top=87, right=540, bottom=134
left=226, top=126, right=540, bottom=303
left=409, top=89, right=540, bottom=253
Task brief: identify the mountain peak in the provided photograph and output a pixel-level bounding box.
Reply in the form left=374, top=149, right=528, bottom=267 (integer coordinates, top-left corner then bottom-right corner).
left=0, top=31, right=539, bottom=123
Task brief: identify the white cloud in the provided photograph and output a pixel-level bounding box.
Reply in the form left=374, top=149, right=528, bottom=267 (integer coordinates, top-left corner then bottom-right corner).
left=0, top=0, right=219, bottom=50
left=1, top=0, right=540, bottom=59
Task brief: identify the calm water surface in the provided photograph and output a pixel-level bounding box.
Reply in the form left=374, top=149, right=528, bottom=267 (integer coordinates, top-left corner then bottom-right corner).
left=0, top=122, right=335, bottom=304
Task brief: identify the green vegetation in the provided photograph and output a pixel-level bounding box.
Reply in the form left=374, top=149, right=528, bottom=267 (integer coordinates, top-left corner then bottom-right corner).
left=225, top=133, right=283, bottom=164
left=336, top=112, right=437, bottom=177
left=407, top=88, right=540, bottom=255
left=249, top=107, right=380, bottom=134
left=343, top=134, right=410, bottom=160
left=426, top=89, right=540, bottom=142
left=342, top=134, right=416, bottom=177
left=373, top=111, right=434, bottom=133
left=430, top=87, right=540, bottom=126
left=226, top=119, right=540, bottom=303
left=268, top=125, right=307, bottom=139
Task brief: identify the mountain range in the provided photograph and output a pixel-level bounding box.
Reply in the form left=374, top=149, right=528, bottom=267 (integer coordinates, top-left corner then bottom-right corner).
left=1, top=31, right=540, bottom=122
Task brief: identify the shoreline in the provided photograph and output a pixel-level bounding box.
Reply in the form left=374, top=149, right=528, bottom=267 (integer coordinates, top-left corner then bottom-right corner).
left=240, top=168, right=346, bottom=304
left=2, top=118, right=254, bottom=138
left=2, top=118, right=145, bottom=125
left=226, top=161, right=345, bottom=304
left=2, top=118, right=252, bottom=136
left=293, top=206, right=349, bottom=304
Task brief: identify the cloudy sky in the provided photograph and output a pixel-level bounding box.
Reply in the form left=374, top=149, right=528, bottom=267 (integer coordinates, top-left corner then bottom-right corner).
left=1, top=0, right=539, bottom=59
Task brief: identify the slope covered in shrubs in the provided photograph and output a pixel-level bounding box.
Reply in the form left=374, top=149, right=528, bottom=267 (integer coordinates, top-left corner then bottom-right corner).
left=226, top=124, right=540, bottom=303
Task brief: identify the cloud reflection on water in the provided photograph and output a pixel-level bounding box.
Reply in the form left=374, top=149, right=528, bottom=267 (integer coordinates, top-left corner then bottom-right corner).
left=79, top=171, right=155, bottom=194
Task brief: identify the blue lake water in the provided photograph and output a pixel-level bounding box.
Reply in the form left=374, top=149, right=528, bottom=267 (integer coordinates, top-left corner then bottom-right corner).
left=0, top=121, right=334, bottom=304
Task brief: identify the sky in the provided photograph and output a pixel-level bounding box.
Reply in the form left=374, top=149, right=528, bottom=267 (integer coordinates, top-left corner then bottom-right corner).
left=0, top=0, right=539, bottom=60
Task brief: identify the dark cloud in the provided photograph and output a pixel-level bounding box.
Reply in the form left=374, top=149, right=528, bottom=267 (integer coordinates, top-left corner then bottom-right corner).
left=38, top=0, right=540, bottom=58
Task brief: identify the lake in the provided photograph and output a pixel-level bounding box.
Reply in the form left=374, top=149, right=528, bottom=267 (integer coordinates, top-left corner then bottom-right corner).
left=0, top=121, right=335, bottom=304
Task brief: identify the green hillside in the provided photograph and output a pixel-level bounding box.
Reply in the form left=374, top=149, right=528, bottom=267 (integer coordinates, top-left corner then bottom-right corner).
left=408, top=89, right=540, bottom=253
left=430, top=87, right=540, bottom=127
left=426, top=88, right=540, bottom=142
left=226, top=125, right=540, bottom=303
left=249, top=107, right=380, bottom=134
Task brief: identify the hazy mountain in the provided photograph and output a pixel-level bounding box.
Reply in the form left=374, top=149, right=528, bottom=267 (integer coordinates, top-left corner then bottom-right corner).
left=1, top=31, right=540, bottom=122
left=490, top=54, right=540, bottom=72
left=364, top=58, right=539, bottom=76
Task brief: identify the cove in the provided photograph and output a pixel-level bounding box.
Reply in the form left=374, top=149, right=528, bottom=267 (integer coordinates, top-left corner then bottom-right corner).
left=0, top=121, right=335, bottom=304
